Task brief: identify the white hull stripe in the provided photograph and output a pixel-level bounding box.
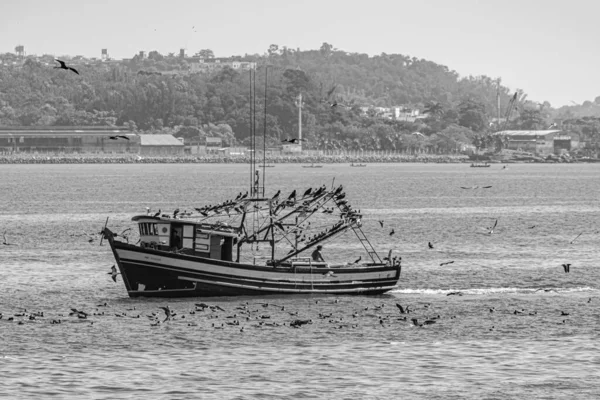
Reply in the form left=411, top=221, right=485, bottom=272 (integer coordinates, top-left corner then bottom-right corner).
left=178, top=276, right=397, bottom=293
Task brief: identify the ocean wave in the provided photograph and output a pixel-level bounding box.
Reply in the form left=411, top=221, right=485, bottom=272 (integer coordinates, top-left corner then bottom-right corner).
left=392, top=287, right=598, bottom=295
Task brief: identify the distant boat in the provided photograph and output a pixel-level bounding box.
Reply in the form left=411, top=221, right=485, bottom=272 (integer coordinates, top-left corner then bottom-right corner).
left=470, top=163, right=490, bottom=168
left=259, top=164, right=275, bottom=168
left=350, top=163, right=367, bottom=167
left=302, top=163, right=323, bottom=168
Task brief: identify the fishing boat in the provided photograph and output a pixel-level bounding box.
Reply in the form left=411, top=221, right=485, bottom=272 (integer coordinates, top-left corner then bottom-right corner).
left=350, top=163, right=367, bottom=167
left=101, top=68, right=399, bottom=298
left=302, top=163, right=323, bottom=168
left=102, top=184, right=401, bottom=298
left=470, top=163, right=490, bottom=168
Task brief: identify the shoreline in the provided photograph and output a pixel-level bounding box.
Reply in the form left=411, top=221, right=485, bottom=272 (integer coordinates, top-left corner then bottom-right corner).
left=0, top=154, right=592, bottom=164
left=0, top=154, right=473, bottom=164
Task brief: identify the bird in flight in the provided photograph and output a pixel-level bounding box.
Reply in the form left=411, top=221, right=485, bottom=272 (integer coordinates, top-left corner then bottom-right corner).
left=440, top=261, right=455, bottom=266
left=378, top=220, right=384, bottom=228
left=488, top=219, right=498, bottom=234
left=428, top=242, right=434, bottom=249
left=108, top=265, right=120, bottom=282
left=562, top=263, right=571, bottom=273
left=389, top=229, right=395, bottom=236
left=2, top=231, right=14, bottom=245
left=159, top=306, right=173, bottom=322
left=396, top=303, right=407, bottom=314
left=282, top=138, right=304, bottom=144
left=109, top=135, right=130, bottom=140
left=570, top=232, right=583, bottom=244
left=54, top=59, right=79, bottom=75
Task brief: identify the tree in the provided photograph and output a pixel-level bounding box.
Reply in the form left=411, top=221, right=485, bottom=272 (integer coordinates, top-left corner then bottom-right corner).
left=517, top=108, right=545, bottom=130
left=458, top=99, right=487, bottom=132
left=196, top=49, right=214, bottom=59
left=320, top=42, right=333, bottom=57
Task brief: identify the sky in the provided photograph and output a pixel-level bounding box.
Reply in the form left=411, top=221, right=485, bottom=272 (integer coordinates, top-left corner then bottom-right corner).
left=1, top=0, right=599, bottom=107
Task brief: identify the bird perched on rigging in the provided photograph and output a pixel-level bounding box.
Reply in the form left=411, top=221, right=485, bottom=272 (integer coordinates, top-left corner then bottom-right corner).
left=54, top=59, right=79, bottom=75
left=153, top=209, right=161, bottom=217
left=287, top=190, right=297, bottom=202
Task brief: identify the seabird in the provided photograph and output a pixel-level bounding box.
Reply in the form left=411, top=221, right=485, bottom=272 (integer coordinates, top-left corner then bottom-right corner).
left=428, top=242, right=434, bottom=249
left=570, top=232, right=583, bottom=244
left=396, top=303, right=406, bottom=314
left=389, top=229, right=395, bottom=236
left=2, top=231, right=13, bottom=245
left=378, top=220, right=384, bottom=228
left=153, top=209, right=161, bottom=217
left=159, top=306, right=172, bottom=322
left=271, top=190, right=281, bottom=200
left=108, top=265, right=120, bottom=282
left=282, top=138, right=304, bottom=144
left=54, top=59, right=79, bottom=74
left=562, top=263, right=571, bottom=273
left=287, top=190, right=297, bottom=201
left=488, top=219, right=498, bottom=234
left=173, top=208, right=180, bottom=218
left=353, top=256, right=362, bottom=264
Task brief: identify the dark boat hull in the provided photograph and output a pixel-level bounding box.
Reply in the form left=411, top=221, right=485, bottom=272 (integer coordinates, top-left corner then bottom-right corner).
left=108, top=240, right=400, bottom=298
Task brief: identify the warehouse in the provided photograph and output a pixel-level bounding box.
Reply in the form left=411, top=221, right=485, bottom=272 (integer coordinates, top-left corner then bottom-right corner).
left=492, top=130, right=579, bottom=156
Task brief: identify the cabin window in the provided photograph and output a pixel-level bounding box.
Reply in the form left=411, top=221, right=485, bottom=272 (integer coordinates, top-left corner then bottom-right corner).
left=196, top=231, right=209, bottom=240
left=196, top=244, right=209, bottom=251
left=140, top=223, right=158, bottom=236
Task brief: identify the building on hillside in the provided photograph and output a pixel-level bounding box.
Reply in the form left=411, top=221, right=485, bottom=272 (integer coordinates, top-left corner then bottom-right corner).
left=282, top=143, right=302, bottom=154
left=139, top=134, right=184, bottom=156
left=205, top=137, right=224, bottom=154
left=0, top=126, right=137, bottom=154
left=491, top=130, right=579, bottom=156
left=189, top=58, right=257, bottom=73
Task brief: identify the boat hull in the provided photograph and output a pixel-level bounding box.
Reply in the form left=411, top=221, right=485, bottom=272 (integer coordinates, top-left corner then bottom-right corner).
left=109, top=241, right=401, bottom=298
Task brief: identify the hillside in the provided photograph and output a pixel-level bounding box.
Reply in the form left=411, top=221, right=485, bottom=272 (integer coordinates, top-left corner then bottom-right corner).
left=1, top=43, right=599, bottom=151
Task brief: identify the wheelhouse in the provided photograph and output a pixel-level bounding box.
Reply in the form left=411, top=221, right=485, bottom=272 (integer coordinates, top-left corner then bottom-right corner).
left=133, top=216, right=239, bottom=262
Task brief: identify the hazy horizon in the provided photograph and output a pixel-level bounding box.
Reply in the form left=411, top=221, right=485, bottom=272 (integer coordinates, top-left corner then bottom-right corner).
left=2, top=0, right=599, bottom=108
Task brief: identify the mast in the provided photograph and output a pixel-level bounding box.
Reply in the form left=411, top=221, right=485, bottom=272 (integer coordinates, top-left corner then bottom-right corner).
left=252, top=68, right=258, bottom=197
left=262, top=66, right=269, bottom=197
left=249, top=69, right=253, bottom=193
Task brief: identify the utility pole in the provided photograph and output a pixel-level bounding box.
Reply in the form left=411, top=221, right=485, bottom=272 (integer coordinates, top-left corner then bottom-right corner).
left=496, top=78, right=501, bottom=131
left=295, top=93, right=304, bottom=151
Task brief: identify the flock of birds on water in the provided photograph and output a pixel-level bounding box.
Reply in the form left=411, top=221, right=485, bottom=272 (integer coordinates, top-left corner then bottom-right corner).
left=1, top=295, right=593, bottom=331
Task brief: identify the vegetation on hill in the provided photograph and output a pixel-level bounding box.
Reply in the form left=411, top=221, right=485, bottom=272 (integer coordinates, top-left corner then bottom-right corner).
left=1, top=43, right=599, bottom=152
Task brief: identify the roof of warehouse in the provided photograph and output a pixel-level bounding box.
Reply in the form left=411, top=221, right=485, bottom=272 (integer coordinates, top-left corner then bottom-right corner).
left=139, top=134, right=183, bottom=146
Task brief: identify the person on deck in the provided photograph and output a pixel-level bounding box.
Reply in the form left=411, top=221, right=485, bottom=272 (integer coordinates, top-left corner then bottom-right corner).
left=172, top=231, right=181, bottom=252
left=311, top=245, right=325, bottom=263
